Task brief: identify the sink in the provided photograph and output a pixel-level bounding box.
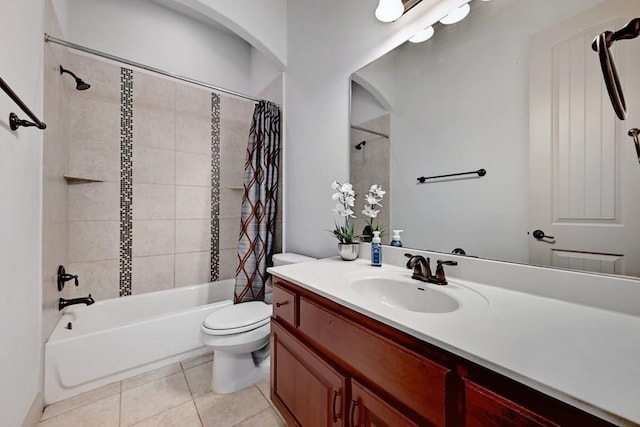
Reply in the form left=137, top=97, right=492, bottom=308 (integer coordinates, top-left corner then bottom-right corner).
left=348, top=274, right=487, bottom=314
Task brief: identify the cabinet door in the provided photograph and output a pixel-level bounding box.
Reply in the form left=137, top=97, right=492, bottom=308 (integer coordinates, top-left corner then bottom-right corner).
left=350, top=379, right=421, bottom=427
left=271, top=321, right=346, bottom=426
left=463, top=379, right=559, bottom=427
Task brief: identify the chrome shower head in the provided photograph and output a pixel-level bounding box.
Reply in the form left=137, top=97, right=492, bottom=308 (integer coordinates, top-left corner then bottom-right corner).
left=59, top=65, right=91, bottom=91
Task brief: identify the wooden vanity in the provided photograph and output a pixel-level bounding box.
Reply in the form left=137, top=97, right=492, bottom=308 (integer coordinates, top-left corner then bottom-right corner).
left=270, top=277, right=614, bottom=427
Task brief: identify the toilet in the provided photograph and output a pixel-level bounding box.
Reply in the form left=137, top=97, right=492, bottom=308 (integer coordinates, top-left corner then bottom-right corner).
left=200, top=252, right=316, bottom=394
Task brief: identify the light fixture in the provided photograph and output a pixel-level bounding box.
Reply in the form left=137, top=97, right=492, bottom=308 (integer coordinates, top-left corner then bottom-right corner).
left=409, top=26, right=435, bottom=43
left=375, top=0, right=405, bottom=23
left=439, top=3, right=471, bottom=25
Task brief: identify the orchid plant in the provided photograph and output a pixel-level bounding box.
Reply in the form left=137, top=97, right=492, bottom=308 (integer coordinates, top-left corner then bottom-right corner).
left=330, top=181, right=385, bottom=244
left=360, top=184, right=386, bottom=242
left=330, top=181, right=357, bottom=244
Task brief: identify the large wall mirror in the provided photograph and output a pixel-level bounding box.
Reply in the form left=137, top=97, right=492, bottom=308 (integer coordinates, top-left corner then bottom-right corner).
left=350, top=0, right=640, bottom=278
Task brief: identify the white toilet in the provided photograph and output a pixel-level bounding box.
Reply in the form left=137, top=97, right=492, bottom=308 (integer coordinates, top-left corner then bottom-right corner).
left=200, top=252, right=316, bottom=394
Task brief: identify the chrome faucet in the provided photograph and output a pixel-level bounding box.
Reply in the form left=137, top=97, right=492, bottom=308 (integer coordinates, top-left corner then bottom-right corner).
left=59, top=294, right=95, bottom=311
left=405, top=254, right=458, bottom=286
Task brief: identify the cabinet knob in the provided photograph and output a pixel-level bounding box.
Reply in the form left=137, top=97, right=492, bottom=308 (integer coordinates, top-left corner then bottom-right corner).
left=332, top=390, right=341, bottom=422
left=350, top=400, right=360, bottom=426
left=275, top=301, right=289, bottom=308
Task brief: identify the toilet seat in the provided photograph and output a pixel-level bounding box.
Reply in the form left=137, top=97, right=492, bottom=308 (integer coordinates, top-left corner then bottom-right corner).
left=202, top=301, right=272, bottom=336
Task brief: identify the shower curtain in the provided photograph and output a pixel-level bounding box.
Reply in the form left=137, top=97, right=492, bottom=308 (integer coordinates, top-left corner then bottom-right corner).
left=234, top=101, right=281, bottom=303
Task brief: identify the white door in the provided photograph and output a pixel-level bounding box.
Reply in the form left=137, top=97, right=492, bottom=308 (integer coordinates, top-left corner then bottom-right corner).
left=529, top=0, right=640, bottom=277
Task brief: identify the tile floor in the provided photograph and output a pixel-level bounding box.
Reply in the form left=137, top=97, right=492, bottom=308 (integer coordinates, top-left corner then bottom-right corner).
left=38, top=353, right=286, bottom=427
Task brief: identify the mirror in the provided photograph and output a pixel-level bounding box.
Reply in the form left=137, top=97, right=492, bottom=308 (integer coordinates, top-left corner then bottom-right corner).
left=351, top=0, right=640, bottom=278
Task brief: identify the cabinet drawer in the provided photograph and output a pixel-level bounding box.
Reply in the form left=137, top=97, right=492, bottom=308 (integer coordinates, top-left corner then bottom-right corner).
left=463, top=379, right=559, bottom=427
left=272, top=281, right=296, bottom=327
left=298, top=296, right=450, bottom=426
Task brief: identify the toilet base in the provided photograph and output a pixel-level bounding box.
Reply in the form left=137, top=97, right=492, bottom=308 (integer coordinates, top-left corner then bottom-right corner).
left=212, top=348, right=270, bottom=394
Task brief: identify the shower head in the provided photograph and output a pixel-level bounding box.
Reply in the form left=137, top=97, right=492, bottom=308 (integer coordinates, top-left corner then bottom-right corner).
left=355, top=140, right=366, bottom=150
left=59, top=65, right=91, bottom=90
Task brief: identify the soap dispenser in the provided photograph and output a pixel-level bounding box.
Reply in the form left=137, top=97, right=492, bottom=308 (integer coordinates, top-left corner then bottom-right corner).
left=371, top=231, right=382, bottom=267
left=390, top=230, right=403, bottom=247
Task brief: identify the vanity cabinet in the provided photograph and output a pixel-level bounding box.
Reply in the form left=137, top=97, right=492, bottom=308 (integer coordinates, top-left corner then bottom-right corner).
left=350, top=379, right=421, bottom=427
left=271, top=322, right=346, bottom=426
left=270, top=277, right=614, bottom=427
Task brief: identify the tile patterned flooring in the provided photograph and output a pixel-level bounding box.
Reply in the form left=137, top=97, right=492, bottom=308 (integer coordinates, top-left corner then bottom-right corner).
left=38, top=353, right=285, bottom=427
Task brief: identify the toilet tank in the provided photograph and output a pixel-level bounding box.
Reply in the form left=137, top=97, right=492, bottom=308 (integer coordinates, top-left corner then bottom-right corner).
left=272, top=252, right=316, bottom=267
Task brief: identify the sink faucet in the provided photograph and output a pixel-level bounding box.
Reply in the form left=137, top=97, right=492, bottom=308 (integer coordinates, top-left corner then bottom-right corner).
left=405, top=254, right=433, bottom=282
left=405, top=254, right=458, bottom=286
left=59, top=294, right=95, bottom=311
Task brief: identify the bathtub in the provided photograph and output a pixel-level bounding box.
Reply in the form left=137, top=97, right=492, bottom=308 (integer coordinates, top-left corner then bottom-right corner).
left=44, top=279, right=235, bottom=404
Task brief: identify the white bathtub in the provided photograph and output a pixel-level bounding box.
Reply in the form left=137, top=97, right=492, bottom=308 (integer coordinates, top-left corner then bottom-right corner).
left=44, top=280, right=235, bottom=404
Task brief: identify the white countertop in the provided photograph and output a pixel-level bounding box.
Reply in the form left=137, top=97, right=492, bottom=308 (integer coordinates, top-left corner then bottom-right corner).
left=268, top=257, right=640, bottom=426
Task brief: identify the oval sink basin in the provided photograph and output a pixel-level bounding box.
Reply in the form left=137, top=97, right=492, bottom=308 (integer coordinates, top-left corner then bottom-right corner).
left=348, top=274, right=488, bottom=314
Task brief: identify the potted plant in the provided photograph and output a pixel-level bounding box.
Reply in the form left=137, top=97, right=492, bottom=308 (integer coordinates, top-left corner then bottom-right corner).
left=360, top=184, right=386, bottom=243
left=330, top=181, right=360, bottom=260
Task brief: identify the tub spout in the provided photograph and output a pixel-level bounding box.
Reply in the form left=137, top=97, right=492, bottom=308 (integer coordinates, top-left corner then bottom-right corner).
left=59, top=294, right=95, bottom=311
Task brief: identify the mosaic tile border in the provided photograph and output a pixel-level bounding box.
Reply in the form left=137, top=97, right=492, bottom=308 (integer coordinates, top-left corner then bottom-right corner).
left=210, top=93, right=221, bottom=281
left=119, top=68, right=133, bottom=297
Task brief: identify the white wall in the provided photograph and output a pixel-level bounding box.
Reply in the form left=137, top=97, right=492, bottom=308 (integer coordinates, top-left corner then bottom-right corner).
left=55, top=0, right=255, bottom=95
left=285, top=0, right=471, bottom=258
left=152, top=0, right=287, bottom=69
left=351, top=82, right=387, bottom=126
left=0, top=0, right=44, bottom=424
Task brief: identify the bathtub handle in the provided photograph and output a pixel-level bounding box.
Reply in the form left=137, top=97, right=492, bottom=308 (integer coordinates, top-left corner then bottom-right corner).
left=275, top=301, right=289, bottom=308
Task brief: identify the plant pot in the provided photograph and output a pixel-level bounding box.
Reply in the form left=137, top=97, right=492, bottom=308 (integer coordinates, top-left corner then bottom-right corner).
left=338, top=243, right=360, bottom=261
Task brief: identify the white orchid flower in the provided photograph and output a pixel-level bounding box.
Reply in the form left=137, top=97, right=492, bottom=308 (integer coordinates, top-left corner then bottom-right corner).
left=344, top=195, right=356, bottom=207
left=331, top=181, right=340, bottom=190
left=365, top=194, right=381, bottom=206
left=333, top=203, right=356, bottom=218
left=340, top=183, right=355, bottom=196
left=362, top=205, right=380, bottom=218
left=370, top=185, right=386, bottom=198
left=332, top=192, right=343, bottom=201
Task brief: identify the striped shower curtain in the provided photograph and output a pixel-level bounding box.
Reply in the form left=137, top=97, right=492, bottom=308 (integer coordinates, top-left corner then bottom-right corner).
left=234, top=101, right=281, bottom=303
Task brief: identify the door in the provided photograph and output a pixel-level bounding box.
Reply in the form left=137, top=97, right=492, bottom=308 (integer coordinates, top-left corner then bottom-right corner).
left=349, top=379, right=421, bottom=427
left=271, top=322, right=346, bottom=426
left=529, top=0, right=640, bottom=276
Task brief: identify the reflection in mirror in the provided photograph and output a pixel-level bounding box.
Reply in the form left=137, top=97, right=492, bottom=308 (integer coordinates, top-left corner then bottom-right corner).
left=350, top=82, right=391, bottom=241
left=351, top=0, right=640, bottom=278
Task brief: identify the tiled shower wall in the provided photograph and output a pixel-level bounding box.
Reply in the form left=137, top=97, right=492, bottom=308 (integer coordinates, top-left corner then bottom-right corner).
left=350, top=114, right=391, bottom=237
left=51, top=52, right=281, bottom=301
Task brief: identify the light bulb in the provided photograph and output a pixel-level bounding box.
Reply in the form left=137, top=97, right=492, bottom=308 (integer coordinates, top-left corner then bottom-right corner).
left=375, top=0, right=405, bottom=23
left=409, top=26, right=435, bottom=43
left=439, top=3, right=471, bottom=25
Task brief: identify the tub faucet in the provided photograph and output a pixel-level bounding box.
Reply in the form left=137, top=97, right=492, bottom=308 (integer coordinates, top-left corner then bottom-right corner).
left=405, top=254, right=432, bottom=282
left=59, top=294, right=95, bottom=311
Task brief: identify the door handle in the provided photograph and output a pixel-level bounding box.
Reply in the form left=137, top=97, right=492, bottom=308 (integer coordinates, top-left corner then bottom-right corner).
left=350, top=400, right=360, bottom=426
left=532, top=229, right=555, bottom=242
left=628, top=128, right=640, bottom=164
left=332, top=390, right=341, bottom=422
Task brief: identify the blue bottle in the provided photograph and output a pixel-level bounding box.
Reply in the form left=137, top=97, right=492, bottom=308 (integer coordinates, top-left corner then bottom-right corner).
left=390, top=230, right=403, bottom=247
left=371, top=231, right=382, bottom=266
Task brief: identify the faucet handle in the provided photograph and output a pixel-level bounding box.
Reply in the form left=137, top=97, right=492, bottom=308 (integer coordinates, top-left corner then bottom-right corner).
left=434, top=260, right=458, bottom=285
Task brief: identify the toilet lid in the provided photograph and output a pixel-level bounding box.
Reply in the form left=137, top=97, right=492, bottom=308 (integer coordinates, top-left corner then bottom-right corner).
left=203, top=301, right=272, bottom=335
